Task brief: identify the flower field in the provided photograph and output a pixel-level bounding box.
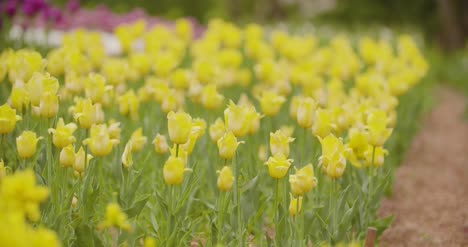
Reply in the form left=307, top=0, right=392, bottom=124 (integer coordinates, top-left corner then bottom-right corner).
left=0, top=18, right=432, bottom=246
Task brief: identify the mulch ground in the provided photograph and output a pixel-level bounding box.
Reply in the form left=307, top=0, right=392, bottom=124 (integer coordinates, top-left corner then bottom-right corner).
left=379, top=86, right=468, bottom=247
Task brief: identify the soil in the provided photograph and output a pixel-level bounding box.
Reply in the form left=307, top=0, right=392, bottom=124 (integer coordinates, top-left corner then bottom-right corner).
left=379, top=87, right=468, bottom=247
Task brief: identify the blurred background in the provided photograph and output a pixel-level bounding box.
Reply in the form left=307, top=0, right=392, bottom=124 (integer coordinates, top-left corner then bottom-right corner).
left=47, top=0, right=467, bottom=51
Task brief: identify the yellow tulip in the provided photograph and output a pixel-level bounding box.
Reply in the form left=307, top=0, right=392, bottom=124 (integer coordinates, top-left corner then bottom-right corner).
left=265, top=153, right=293, bottom=179
left=224, top=101, right=250, bottom=137
left=153, top=134, right=169, bottom=154
left=258, top=91, right=286, bottom=116
left=367, top=110, right=393, bottom=146
left=289, top=194, right=303, bottom=217
left=129, top=128, right=147, bottom=153
left=246, top=105, right=262, bottom=135
left=217, top=166, right=235, bottom=192
left=85, top=73, right=111, bottom=104
left=201, top=84, right=224, bottom=110
left=163, top=156, right=191, bottom=185
left=60, top=145, right=75, bottom=168
left=122, top=141, right=133, bottom=169
left=289, top=96, right=304, bottom=121
left=83, top=124, right=119, bottom=157
left=9, top=85, right=29, bottom=112
left=70, top=98, right=104, bottom=129
left=296, top=97, right=316, bottom=128
left=118, top=90, right=139, bottom=120
left=25, top=72, right=59, bottom=106
left=258, top=144, right=268, bottom=162
left=100, top=202, right=132, bottom=232
left=312, top=108, right=335, bottom=139
left=167, top=111, right=193, bottom=145
left=16, top=131, right=42, bottom=159
left=270, top=130, right=295, bottom=157
left=318, top=134, right=347, bottom=179
left=364, top=146, right=388, bottom=167
left=290, top=164, right=317, bottom=196
left=209, top=118, right=226, bottom=142
left=48, top=118, right=77, bottom=148
left=217, top=131, right=244, bottom=160
left=73, top=147, right=93, bottom=176
left=346, top=127, right=369, bottom=159
left=0, top=103, right=22, bottom=134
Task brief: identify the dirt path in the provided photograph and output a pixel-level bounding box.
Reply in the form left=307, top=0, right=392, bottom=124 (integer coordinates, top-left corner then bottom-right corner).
left=379, top=87, right=468, bottom=247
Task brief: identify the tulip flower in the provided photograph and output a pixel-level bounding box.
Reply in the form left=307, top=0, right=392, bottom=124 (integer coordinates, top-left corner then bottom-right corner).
left=265, top=153, right=293, bottom=179
left=100, top=202, right=132, bottom=232
left=129, top=128, right=147, bottom=153
left=296, top=97, right=316, bottom=129
left=209, top=118, right=226, bottom=142
left=201, top=84, right=224, bottom=110
left=48, top=118, right=77, bottom=148
left=122, top=141, right=133, bottom=169
left=270, top=130, right=295, bottom=157
left=167, top=111, right=193, bottom=145
left=0, top=103, right=22, bottom=134
left=73, top=147, right=93, bottom=176
left=163, top=156, right=191, bottom=185
left=60, top=145, right=75, bottom=168
left=217, top=166, right=235, bottom=192
left=83, top=124, right=119, bottom=157
left=26, top=72, right=59, bottom=107
left=289, top=194, right=303, bottom=217
left=290, top=164, right=318, bottom=196
left=367, top=110, right=393, bottom=147
left=153, top=134, right=169, bottom=154
left=16, top=131, right=42, bottom=159
left=318, top=134, right=348, bottom=179
left=224, top=101, right=250, bottom=137
left=217, top=131, right=244, bottom=160
left=258, top=91, right=286, bottom=117
left=312, top=108, right=336, bottom=139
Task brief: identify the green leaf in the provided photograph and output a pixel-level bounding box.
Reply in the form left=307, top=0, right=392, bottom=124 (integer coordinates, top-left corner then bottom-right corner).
left=371, top=215, right=395, bottom=237
left=124, top=196, right=149, bottom=218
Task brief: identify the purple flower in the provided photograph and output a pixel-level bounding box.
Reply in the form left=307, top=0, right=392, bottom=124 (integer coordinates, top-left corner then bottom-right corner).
left=67, top=0, right=80, bottom=13
left=4, top=0, right=19, bottom=17
left=42, top=6, right=62, bottom=23
left=22, top=0, right=47, bottom=17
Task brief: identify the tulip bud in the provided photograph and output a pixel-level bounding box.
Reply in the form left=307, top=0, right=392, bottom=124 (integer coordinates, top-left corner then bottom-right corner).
left=16, top=131, right=42, bottom=159
left=289, top=194, right=303, bottom=217
left=217, top=166, right=234, bottom=192
left=122, top=141, right=133, bottom=168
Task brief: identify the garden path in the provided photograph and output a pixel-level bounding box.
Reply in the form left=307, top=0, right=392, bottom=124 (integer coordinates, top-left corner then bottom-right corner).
left=379, top=86, right=468, bottom=246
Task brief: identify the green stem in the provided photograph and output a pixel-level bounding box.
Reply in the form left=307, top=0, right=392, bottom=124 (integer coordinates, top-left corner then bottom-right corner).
left=274, top=178, right=280, bottom=245
left=235, top=155, right=243, bottom=246
left=176, top=144, right=179, bottom=157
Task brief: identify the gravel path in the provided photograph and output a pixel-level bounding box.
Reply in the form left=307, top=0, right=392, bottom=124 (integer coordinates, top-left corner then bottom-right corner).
left=379, top=86, right=468, bottom=247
